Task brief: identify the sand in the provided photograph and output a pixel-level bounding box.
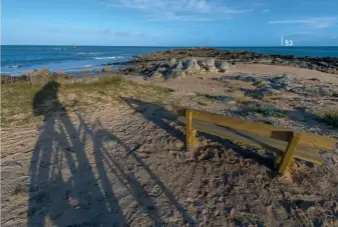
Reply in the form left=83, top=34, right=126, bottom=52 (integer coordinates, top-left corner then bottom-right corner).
left=1, top=64, right=338, bottom=227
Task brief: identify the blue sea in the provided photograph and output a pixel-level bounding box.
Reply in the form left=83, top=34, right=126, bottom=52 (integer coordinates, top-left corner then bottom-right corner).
left=1, top=45, right=338, bottom=75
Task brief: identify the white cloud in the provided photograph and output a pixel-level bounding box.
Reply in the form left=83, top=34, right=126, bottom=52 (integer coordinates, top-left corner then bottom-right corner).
left=102, top=0, right=252, bottom=21
left=260, top=9, right=271, bottom=14
left=269, top=17, right=337, bottom=29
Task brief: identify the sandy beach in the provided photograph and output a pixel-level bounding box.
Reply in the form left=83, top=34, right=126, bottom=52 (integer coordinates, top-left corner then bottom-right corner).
left=1, top=49, right=338, bottom=227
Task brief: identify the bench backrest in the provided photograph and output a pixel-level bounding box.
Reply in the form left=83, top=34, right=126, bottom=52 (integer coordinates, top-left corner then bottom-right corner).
left=172, top=106, right=337, bottom=152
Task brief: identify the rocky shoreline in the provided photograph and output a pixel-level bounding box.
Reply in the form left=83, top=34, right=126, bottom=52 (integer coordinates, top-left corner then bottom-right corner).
left=110, top=47, right=338, bottom=75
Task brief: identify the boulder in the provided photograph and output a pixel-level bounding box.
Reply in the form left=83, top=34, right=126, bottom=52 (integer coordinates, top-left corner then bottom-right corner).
left=102, top=66, right=112, bottom=72
left=184, top=58, right=201, bottom=72
left=217, top=61, right=231, bottom=72
left=205, top=58, right=217, bottom=72
left=169, top=58, right=177, bottom=67
left=175, top=61, right=184, bottom=70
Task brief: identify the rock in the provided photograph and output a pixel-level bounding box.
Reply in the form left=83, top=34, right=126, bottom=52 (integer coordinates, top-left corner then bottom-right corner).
left=151, top=71, right=163, bottom=78
left=81, top=68, right=92, bottom=72
left=54, top=71, right=65, bottom=76
left=175, top=61, right=184, bottom=70
left=270, top=74, right=292, bottom=89
left=169, top=58, right=177, bottom=67
left=328, top=67, right=336, bottom=74
left=303, top=87, right=333, bottom=96
left=205, top=58, right=217, bottom=72
left=174, top=140, right=184, bottom=149
left=253, top=86, right=280, bottom=98
left=163, top=69, right=186, bottom=79
left=36, top=68, right=50, bottom=76
left=217, top=96, right=236, bottom=104
left=217, top=61, right=231, bottom=72
left=236, top=74, right=258, bottom=82
left=102, top=66, right=112, bottom=72
left=184, top=58, right=201, bottom=72
left=318, top=87, right=332, bottom=96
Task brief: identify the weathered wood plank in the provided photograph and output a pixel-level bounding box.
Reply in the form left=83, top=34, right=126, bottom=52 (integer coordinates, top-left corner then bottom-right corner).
left=173, top=106, right=336, bottom=152
left=176, top=116, right=323, bottom=165
left=278, top=132, right=301, bottom=174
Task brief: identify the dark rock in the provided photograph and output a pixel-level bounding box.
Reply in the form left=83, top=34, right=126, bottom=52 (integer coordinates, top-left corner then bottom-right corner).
left=236, top=75, right=258, bottom=82
left=252, top=86, right=280, bottom=98
left=270, top=74, right=292, bottom=89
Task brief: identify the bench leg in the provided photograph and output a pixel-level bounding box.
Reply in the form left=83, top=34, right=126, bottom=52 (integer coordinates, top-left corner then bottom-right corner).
left=186, top=110, right=195, bottom=151
left=278, top=132, right=301, bottom=174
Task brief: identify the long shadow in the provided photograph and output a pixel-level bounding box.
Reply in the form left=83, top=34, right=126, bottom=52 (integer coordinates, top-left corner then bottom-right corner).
left=78, top=116, right=196, bottom=226
left=120, top=97, right=185, bottom=141
left=77, top=116, right=167, bottom=226
left=121, top=97, right=276, bottom=170
left=28, top=80, right=127, bottom=227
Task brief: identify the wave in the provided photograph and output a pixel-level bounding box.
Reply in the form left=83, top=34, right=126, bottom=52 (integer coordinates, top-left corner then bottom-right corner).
left=9, top=65, right=21, bottom=68
left=93, top=56, right=126, bottom=60
left=76, top=52, right=101, bottom=55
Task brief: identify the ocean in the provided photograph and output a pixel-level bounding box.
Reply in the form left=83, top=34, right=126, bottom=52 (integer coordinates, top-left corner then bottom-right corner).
left=1, top=45, right=338, bottom=75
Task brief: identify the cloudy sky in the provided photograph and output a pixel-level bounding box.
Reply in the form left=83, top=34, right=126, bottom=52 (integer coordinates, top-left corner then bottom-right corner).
left=2, top=0, right=338, bottom=46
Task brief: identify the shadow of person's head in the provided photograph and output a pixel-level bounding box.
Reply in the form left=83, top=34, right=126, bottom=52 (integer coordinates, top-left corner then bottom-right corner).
left=33, top=79, right=63, bottom=116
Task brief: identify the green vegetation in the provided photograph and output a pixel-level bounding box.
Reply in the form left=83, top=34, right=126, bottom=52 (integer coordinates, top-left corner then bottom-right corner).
left=197, top=92, right=219, bottom=100
left=1, top=76, right=174, bottom=127
left=317, top=110, right=338, bottom=127
left=254, top=105, right=287, bottom=118
left=240, top=105, right=287, bottom=118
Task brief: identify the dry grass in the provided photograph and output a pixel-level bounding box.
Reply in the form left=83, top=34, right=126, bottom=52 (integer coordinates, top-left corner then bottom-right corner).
left=233, top=91, right=249, bottom=104
left=1, top=76, right=174, bottom=127
left=317, top=110, right=338, bottom=127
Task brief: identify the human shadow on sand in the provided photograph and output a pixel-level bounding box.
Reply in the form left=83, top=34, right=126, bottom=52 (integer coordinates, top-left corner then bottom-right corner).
left=28, top=80, right=128, bottom=227
left=77, top=116, right=196, bottom=226
left=120, top=97, right=276, bottom=171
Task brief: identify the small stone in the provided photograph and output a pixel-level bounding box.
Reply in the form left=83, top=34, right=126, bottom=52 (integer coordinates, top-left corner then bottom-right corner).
left=136, top=145, right=145, bottom=152
left=174, top=140, right=184, bottom=149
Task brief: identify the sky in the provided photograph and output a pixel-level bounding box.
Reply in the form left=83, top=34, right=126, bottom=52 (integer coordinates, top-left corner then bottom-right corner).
left=1, top=0, right=338, bottom=46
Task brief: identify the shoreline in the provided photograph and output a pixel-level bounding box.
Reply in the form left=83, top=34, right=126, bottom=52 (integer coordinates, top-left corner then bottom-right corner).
left=2, top=47, right=338, bottom=77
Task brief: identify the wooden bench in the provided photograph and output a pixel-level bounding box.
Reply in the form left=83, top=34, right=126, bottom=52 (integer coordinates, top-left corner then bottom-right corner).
left=172, top=106, right=337, bottom=174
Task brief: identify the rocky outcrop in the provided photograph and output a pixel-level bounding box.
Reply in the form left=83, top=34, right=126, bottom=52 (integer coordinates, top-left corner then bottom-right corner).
left=121, top=57, right=232, bottom=79
left=113, top=48, right=338, bottom=74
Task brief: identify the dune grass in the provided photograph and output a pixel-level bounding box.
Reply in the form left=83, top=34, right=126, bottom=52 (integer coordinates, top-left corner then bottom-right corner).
left=1, top=76, right=174, bottom=127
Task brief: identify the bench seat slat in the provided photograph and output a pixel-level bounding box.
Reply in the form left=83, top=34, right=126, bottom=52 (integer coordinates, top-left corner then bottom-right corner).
left=177, top=116, right=323, bottom=165
left=173, top=106, right=336, bottom=152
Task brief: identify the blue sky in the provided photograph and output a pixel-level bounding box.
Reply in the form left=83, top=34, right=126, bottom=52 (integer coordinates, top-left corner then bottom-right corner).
left=2, top=0, right=338, bottom=46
